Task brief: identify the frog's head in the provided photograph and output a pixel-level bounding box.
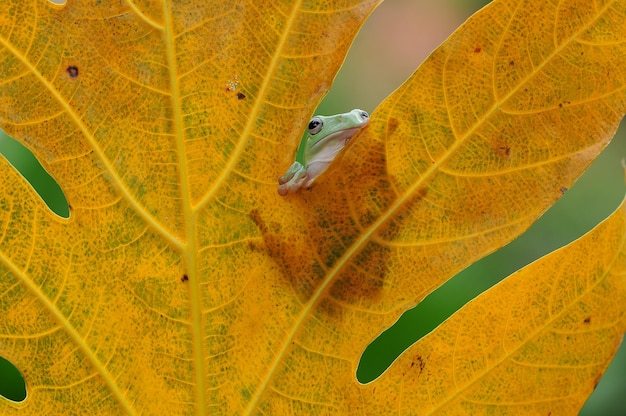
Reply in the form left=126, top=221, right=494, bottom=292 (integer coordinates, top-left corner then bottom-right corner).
left=278, top=109, right=370, bottom=196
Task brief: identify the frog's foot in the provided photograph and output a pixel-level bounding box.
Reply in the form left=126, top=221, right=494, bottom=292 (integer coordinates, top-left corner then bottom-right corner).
left=278, top=162, right=308, bottom=196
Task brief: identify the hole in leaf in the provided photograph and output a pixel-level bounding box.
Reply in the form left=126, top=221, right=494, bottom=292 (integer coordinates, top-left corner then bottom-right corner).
left=0, top=356, right=26, bottom=402
left=0, top=130, right=70, bottom=218
left=357, top=265, right=490, bottom=383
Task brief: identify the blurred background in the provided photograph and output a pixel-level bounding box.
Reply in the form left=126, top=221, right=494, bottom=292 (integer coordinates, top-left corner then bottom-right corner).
left=1, top=0, right=625, bottom=414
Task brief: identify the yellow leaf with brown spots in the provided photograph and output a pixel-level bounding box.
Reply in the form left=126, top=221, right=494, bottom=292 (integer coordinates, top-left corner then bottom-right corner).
left=1, top=0, right=625, bottom=414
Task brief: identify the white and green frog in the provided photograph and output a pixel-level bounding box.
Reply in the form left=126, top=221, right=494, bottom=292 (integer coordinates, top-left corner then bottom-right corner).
left=278, top=109, right=370, bottom=196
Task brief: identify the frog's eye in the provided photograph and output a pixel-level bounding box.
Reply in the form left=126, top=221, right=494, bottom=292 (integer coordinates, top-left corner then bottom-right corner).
left=308, top=117, right=323, bottom=135
left=359, top=110, right=370, bottom=120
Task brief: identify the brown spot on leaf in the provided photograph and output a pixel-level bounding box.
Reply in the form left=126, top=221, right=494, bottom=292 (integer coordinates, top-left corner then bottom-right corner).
left=66, top=65, right=79, bottom=78
left=492, top=138, right=511, bottom=159
left=386, top=117, right=400, bottom=137
left=497, top=145, right=510, bottom=158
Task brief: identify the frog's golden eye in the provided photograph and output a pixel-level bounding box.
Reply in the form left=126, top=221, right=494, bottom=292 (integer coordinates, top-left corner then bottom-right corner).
left=308, top=117, right=323, bottom=135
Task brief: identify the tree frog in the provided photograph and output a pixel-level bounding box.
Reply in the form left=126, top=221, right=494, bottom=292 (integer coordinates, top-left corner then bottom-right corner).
left=278, top=109, right=370, bottom=196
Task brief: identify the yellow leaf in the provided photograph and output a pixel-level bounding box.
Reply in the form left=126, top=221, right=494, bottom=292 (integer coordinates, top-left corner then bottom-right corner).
left=1, top=0, right=625, bottom=415
left=359, top=196, right=626, bottom=414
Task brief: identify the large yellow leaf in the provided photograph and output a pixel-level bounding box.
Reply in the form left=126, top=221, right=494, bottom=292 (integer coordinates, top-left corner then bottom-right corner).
left=1, top=0, right=625, bottom=415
